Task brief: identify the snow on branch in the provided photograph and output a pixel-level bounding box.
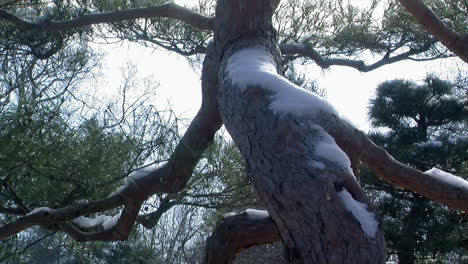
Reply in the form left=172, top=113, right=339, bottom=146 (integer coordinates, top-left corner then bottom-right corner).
left=226, top=47, right=357, bottom=174
left=204, top=209, right=279, bottom=264
left=225, top=46, right=468, bottom=212
left=337, top=188, right=378, bottom=238
left=322, top=119, right=468, bottom=212
left=0, top=3, right=214, bottom=32
left=0, top=44, right=222, bottom=241
left=226, top=48, right=338, bottom=118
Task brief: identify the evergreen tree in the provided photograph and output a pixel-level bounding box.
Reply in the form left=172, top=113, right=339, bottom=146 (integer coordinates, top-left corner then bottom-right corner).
left=364, top=75, right=468, bottom=263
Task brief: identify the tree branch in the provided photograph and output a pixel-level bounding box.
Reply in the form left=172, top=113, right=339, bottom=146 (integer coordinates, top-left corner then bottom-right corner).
left=0, top=3, right=214, bottom=32
left=318, top=115, right=468, bottom=212
left=0, top=42, right=222, bottom=241
left=204, top=210, right=280, bottom=264
left=397, top=0, right=468, bottom=63
left=279, top=43, right=435, bottom=72
left=137, top=196, right=176, bottom=229
left=0, top=231, right=57, bottom=263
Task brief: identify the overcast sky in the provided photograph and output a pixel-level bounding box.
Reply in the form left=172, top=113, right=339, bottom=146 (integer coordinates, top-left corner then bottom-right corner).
left=81, top=0, right=467, bottom=132
left=93, top=40, right=465, bottom=132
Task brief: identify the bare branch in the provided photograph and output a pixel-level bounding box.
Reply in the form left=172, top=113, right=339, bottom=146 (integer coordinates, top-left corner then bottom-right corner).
left=0, top=207, right=24, bottom=215
left=0, top=3, right=214, bottom=32
left=0, top=42, right=222, bottom=241
left=397, top=0, right=468, bottom=63
left=0, top=231, right=57, bottom=263
left=204, top=210, right=280, bottom=264
left=280, top=43, right=435, bottom=72
left=0, top=195, right=125, bottom=240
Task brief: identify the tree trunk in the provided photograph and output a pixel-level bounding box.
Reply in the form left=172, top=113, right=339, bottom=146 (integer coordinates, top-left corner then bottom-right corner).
left=213, top=0, right=385, bottom=263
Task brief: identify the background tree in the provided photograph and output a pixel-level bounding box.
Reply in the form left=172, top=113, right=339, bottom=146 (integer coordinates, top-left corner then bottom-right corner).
left=0, top=0, right=467, bottom=263
left=363, top=75, right=468, bottom=263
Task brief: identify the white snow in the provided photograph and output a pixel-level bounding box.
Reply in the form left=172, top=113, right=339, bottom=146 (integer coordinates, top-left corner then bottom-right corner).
left=415, top=140, right=443, bottom=148
left=224, top=212, right=237, bottom=218
left=440, top=95, right=457, bottom=101
left=448, top=135, right=468, bottom=144
left=102, top=212, right=122, bottom=230
left=126, top=163, right=162, bottom=183
left=72, top=215, right=111, bottom=229
left=309, top=160, right=326, bottom=169
left=73, top=211, right=124, bottom=230
left=226, top=48, right=338, bottom=118
left=337, top=188, right=378, bottom=238
left=313, top=126, right=354, bottom=175
left=224, top=209, right=269, bottom=219
left=244, top=209, right=269, bottom=220
left=27, top=207, right=51, bottom=216
left=425, top=168, right=468, bottom=187
left=110, top=162, right=167, bottom=197
left=227, top=48, right=355, bottom=175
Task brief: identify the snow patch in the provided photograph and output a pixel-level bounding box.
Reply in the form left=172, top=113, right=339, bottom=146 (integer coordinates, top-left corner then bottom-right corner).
left=226, top=48, right=338, bottom=118
left=313, top=126, right=354, bottom=176
left=309, top=160, right=326, bottom=169
left=224, top=209, right=270, bottom=220
left=337, top=188, right=378, bottom=238
left=425, top=168, right=468, bottom=187
left=448, top=135, right=468, bottom=144
left=245, top=209, right=269, bottom=220
left=72, top=215, right=111, bottom=229
left=126, top=163, right=164, bottom=183
left=27, top=207, right=51, bottom=215
left=224, top=212, right=237, bottom=218
left=415, top=140, right=443, bottom=148
left=102, top=212, right=122, bottom=230
left=110, top=162, right=167, bottom=197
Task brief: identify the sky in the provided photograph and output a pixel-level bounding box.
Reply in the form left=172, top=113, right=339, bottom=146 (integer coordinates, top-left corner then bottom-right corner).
left=84, top=0, right=467, bottom=133
left=94, top=41, right=465, bottom=132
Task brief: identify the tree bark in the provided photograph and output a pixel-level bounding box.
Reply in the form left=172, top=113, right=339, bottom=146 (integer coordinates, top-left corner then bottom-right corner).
left=397, top=0, right=468, bottom=63
left=214, top=0, right=385, bottom=263
left=204, top=210, right=280, bottom=264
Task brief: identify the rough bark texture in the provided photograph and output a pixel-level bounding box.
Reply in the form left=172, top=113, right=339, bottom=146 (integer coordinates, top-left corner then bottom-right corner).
left=319, top=118, right=468, bottom=212
left=214, top=0, right=385, bottom=263
left=397, top=0, right=468, bottom=63
left=204, top=211, right=280, bottom=264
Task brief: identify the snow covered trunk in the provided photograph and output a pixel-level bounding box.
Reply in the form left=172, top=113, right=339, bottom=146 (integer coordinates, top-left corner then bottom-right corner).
left=213, top=0, right=385, bottom=262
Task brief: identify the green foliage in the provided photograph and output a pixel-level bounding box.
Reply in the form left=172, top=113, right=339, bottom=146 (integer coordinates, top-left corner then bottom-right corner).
left=3, top=0, right=465, bottom=64
left=364, top=75, right=468, bottom=263
left=370, top=76, right=467, bottom=133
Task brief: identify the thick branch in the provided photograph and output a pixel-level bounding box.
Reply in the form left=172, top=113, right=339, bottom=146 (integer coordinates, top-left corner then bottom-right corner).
left=397, top=0, right=468, bottom=63
left=204, top=210, right=280, bottom=264
left=319, top=116, right=468, bottom=212
left=0, top=195, right=125, bottom=240
left=137, top=196, right=176, bottom=229
left=280, top=43, right=432, bottom=72
left=0, top=3, right=214, bottom=32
